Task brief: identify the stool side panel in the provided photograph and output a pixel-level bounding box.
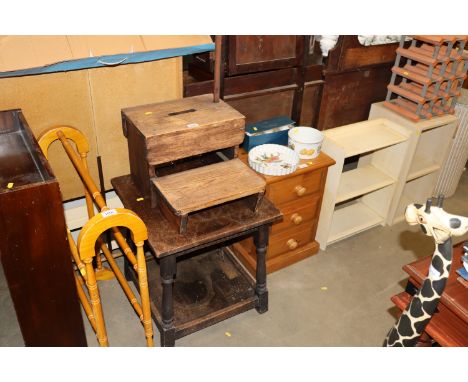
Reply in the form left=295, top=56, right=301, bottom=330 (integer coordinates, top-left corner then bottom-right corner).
left=146, top=119, right=245, bottom=166
left=124, top=116, right=152, bottom=197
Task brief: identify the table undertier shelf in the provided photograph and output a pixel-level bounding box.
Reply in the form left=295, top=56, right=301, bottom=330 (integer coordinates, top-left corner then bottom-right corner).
left=126, top=247, right=258, bottom=342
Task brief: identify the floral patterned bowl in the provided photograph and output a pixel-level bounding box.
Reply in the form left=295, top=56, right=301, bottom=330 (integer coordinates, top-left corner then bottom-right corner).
left=248, top=144, right=299, bottom=176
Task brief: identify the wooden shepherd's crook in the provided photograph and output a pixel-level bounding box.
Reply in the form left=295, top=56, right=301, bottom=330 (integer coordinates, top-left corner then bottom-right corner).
left=213, top=35, right=222, bottom=103
left=38, top=127, right=139, bottom=271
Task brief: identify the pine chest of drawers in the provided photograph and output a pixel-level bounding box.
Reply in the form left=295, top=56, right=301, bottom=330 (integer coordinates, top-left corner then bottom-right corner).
left=233, top=149, right=335, bottom=274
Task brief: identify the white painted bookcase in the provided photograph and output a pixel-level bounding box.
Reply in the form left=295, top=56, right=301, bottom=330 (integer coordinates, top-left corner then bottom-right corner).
left=369, top=102, right=457, bottom=225
left=316, top=118, right=412, bottom=250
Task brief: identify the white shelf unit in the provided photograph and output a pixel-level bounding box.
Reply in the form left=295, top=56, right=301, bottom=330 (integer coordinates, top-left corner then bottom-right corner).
left=395, top=173, right=439, bottom=224
left=316, top=118, right=411, bottom=250
left=369, top=102, right=457, bottom=224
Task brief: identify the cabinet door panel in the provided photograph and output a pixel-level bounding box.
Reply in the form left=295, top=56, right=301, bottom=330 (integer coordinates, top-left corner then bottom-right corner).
left=226, top=88, right=295, bottom=124
left=228, top=36, right=303, bottom=75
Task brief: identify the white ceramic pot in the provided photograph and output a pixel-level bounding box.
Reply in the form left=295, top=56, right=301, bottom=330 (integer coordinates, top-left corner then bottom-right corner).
left=288, top=126, right=323, bottom=159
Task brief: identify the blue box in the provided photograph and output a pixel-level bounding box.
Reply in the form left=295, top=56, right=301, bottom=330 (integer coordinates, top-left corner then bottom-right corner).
left=242, top=116, right=295, bottom=152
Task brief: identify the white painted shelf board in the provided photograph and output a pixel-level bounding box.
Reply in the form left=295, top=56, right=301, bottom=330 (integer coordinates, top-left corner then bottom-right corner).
left=407, top=155, right=440, bottom=181
left=328, top=202, right=384, bottom=244
left=323, top=119, right=408, bottom=158
left=336, top=165, right=395, bottom=204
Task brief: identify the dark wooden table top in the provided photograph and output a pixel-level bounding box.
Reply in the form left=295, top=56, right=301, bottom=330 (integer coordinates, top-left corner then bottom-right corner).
left=403, top=242, right=468, bottom=325
left=112, top=175, right=282, bottom=258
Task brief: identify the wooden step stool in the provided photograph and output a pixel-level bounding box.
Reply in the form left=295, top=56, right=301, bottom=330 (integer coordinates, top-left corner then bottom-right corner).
left=122, top=93, right=247, bottom=197
left=122, top=93, right=267, bottom=234
left=153, top=158, right=266, bottom=233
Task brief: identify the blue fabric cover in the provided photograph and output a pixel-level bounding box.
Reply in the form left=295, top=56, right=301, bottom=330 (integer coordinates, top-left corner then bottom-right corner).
left=0, top=43, right=215, bottom=78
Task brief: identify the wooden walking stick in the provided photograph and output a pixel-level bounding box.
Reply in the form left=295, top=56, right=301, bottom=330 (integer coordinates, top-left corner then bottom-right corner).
left=213, top=35, right=223, bottom=103
left=78, top=208, right=154, bottom=347
left=67, top=228, right=97, bottom=331
left=38, top=126, right=114, bottom=280
left=39, top=126, right=139, bottom=278
left=53, top=130, right=139, bottom=268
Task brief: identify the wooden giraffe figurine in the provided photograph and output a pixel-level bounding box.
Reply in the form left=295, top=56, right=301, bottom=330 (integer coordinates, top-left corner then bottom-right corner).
left=384, top=195, right=468, bottom=347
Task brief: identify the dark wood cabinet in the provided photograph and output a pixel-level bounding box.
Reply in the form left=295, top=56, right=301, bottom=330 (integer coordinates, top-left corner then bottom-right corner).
left=324, top=35, right=399, bottom=73
left=189, top=36, right=309, bottom=77
left=318, top=35, right=400, bottom=130
left=0, top=109, right=86, bottom=346
left=317, top=68, right=392, bottom=130
left=186, top=35, right=401, bottom=131
left=227, top=35, right=304, bottom=75
left=186, top=36, right=323, bottom=126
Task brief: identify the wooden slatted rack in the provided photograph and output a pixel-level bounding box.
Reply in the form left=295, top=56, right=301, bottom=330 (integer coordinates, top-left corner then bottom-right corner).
left=384, top=35, right=468, bottom=122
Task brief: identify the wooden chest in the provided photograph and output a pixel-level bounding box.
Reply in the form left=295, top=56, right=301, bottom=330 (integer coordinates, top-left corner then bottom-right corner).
left=121, top=94, right=246, bottom=197
left=233, top=149, right=335, bottom=274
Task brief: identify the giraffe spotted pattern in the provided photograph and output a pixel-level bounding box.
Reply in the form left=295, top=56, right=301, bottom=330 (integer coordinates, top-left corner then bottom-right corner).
left=384, top=197, right=468, bottom=347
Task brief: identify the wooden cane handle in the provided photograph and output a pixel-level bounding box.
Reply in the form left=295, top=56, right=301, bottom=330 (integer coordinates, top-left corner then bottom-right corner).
left=286, top=239, right=298, bottom=250
left=291, top=213, right=303, bottom=225
left=294, top=185, right=306, bottom=196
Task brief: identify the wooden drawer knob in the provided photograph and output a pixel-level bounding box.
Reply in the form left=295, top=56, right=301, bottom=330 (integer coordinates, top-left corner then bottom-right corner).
left=286, top=238, right=298, bottom=250
left=294, top=185, right=306, bottom=196
left=291, top=213, right=303, bottom=225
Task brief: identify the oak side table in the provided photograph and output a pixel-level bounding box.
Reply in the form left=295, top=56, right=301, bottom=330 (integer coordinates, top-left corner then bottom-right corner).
left=112, top=175, right=281, bottom=347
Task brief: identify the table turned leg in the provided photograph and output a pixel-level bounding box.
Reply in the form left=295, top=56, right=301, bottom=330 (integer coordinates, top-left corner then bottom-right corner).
left=160, top=255, right=176, bottom=347
left=253, top=225, right=269, bottom=314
